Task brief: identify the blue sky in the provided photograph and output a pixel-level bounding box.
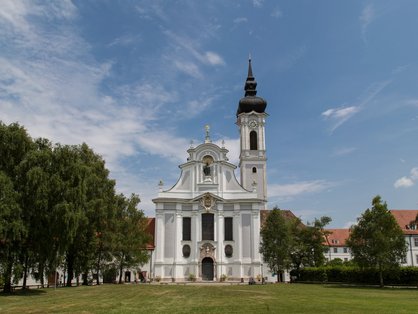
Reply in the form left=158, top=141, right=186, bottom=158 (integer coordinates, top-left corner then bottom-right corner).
left=1, top=0, right=418, bottom=227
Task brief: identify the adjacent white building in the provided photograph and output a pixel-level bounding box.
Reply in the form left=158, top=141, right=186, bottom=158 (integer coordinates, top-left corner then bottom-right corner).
left=324, top=229, right=352, bottom=263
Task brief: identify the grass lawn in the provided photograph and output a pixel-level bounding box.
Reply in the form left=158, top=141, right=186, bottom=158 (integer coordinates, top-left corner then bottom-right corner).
left=0, top=283, right=417, bottom=313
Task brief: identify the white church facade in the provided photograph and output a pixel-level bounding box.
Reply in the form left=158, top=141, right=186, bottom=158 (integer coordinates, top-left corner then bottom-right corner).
left=152, top=59, right=272, bottom=282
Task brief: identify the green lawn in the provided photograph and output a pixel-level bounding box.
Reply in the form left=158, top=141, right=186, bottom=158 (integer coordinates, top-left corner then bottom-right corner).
left=0, top=283, right=417, bottom=313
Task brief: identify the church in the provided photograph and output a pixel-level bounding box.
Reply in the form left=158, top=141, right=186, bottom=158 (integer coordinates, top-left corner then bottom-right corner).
left=152, top=59, right=273, bottom=282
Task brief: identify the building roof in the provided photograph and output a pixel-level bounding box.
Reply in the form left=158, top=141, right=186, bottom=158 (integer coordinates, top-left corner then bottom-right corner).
left=324, top=229, right=350, bottom=247
left=390, top=210, right=418, bottom=235
left=260, top=209, right=299, bottom=227
left=145, top=218, right=155, bottom=250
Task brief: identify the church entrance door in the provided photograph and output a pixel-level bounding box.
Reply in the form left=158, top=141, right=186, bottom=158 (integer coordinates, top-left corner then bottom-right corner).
left=202, top=257, right=214, bottom=281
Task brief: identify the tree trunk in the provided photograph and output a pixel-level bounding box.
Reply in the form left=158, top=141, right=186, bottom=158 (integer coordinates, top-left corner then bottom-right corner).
left=82, top=272, right=88, bottom=286
left=378, top=264, right=384, bottom=288
left=39, top=266, right=45, bottom=288
left=66, top=254, right=74, bottom=287
left=118, top=254, right=124, bottom=284
left=22, top=254, right=29, bottom=289
left=3, top=260, right=14, bottom=293
left=96, top=248, right=102, bottom=285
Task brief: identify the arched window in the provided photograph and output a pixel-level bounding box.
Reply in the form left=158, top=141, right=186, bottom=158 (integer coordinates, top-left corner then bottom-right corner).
left=252, top=167, right=257, bottom=173
left=250, top=131, right=258, bottom=150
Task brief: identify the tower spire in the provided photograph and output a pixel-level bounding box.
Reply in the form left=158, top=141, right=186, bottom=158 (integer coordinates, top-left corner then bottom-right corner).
left=244, top=57, right=257, bottom=97
left=236, top=56, right=267, bottom=116
left=247, top=54, right=253, bottom=78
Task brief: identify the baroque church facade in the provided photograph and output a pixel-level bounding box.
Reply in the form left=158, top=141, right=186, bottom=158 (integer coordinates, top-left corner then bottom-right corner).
left=152, top=59, right=271, bottom=281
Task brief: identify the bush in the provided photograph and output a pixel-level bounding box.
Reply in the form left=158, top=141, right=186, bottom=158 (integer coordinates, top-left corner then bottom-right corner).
left=188, top=274, right=196, bottom=282
left=295, top=266, right=418, bottom=286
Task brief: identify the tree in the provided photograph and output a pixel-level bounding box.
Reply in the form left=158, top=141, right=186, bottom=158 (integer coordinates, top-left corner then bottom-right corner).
left=0, top=122, right=33, bottom=293
left=291, top=216, right=332, bottom=270
left=16, top=138, right=55, bottom=288
left=260, top=207, right=294, bottom=282
left=66, top=143, right=116, bottom=286
left=0, top=172, right=27, bottom=293
left=346, top=196, right=407, bottom=287
left=112, top=194, right=150, bottom=284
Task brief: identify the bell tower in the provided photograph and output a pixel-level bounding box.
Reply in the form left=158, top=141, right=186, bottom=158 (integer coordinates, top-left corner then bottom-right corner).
left=236, top=57, right=268, bottom=203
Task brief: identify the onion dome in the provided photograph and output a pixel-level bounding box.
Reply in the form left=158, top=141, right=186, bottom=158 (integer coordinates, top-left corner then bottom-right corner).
left=236, top=57, right=267, bottom=116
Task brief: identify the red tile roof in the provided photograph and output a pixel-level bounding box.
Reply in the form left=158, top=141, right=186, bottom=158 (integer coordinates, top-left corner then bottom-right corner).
left=145, top=218, right=155, bottom=250
left=390, top=210, right=418, bottom=235
left=324, top=229, right=350, bottom=247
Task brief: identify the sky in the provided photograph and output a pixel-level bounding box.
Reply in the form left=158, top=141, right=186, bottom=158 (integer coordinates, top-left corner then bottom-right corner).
left=1, top=0, right=418, bottom=228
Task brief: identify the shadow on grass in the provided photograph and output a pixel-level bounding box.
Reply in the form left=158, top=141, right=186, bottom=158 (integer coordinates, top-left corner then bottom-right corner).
left=1, top=289, right=47, bottom=297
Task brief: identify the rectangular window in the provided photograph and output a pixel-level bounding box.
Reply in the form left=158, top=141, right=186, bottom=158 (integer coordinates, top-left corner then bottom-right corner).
left=224, top=217, right=233, bottom=241
left=333, top=247, right=338, bottom=253
left=202, top=213, right=214, bottom=240
left=416, top=255, right=418, bottom=265
left=182, top=217, right=191, bottom=241
left=343, top=247, right=348, bottom=253
left=414, top=237, right=418, bottom=247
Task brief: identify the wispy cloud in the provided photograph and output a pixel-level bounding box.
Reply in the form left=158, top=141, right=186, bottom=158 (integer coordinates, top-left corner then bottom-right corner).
left=322, top=80, right=390, bottom=133
left=233, top=17, right=248, bottom=24
left=107, top=34, right=142, bottom=47
left=271, top=7, right=283, bottom=19
left=322, top=106, right=360, bottom=132
left=205, top=51, right=225, bottom=66
left=360, top=4, right=375, bottom=43
left=174, top=60, right=203, bottom=79
left=394, top=167, right=418, bottom=188
left=164, top=30, right=225, bottom=67
left=269, top=180, right=335, bottom=202
left=332, top=147, right=357, bottom=157
left=252, top=0, right=264, bottom=8
left=0, top=1, right=213, bottom=213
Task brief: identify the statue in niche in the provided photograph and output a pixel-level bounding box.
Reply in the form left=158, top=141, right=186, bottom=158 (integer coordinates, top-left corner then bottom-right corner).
left=202, top=155, right=214, bottom=178
left=203, top=163, right=211, bottom=176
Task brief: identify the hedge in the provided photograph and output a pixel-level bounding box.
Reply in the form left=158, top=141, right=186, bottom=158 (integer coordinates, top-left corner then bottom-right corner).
left=291, top=266, right=418, bottom=286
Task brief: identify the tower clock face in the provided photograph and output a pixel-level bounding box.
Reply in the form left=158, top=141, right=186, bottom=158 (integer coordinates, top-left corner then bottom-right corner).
left=249, top=120, right=258, bottom=129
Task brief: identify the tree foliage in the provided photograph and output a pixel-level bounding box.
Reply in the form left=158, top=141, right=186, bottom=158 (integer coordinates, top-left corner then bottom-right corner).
left=0, top=122, right=149, bottom=291
left=291, top=216, right=331, bottom=270
left=346, top=195, right=407, bottom=287
left=260, top=208, right=294, bottom=282
left=113, top=194, right=150, bottom=284
left=261, top=206, right=331, bottom=282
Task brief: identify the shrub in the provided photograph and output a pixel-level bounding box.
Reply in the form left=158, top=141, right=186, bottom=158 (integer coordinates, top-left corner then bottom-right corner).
left=295, top=266, right=418, bottom=286
left=188, top=274, right=196, bottom=282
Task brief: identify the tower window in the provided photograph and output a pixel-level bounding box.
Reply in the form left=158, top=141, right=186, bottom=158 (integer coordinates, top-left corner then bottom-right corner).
left=250, top=131, right=257, bottom=150
left=252, top=167, right=257, bottom=173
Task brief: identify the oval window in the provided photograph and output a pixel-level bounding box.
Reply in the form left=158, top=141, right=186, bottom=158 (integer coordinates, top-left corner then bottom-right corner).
left=183, top=244, right=191, bottom=258
left=225, top=245, right=233, bottom=258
